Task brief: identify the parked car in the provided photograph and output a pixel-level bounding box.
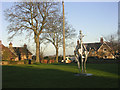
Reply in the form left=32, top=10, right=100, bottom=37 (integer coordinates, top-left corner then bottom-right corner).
left=61, top=57, right=72, bottom=63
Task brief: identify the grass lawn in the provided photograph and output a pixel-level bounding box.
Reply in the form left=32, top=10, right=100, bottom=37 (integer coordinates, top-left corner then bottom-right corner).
left=2, top=63, right=119, bottom=88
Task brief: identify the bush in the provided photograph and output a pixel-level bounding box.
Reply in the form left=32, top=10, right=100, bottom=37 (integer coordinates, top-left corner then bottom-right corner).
left=58, top=56, right=63, bottom=62
left=44, top=56, right=49, bottom=60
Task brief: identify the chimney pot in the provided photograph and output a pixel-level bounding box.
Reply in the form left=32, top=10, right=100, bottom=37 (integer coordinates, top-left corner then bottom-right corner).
left=100, top=37, right=103, bottom=43
left=9, top=42, right=13, bottom=48
left=24, top=44, right=27, bottom=48
left=9, top=42, right=12, bottom=45
left=0, top=40, right=1, bottom=45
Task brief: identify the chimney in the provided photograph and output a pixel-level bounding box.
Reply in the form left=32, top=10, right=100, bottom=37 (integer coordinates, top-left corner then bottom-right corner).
left=24, top=44, right=27, bottom=48
left=0, top=40, right=1, bottom=45
left=77, top=40, right=79, bottom=45
left=100, top=37, right=103, bottom=43
left=9, top=42, right=13, bottom=48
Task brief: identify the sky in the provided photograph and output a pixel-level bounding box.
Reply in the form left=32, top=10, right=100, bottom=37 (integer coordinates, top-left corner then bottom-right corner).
left=0, top=1, right=118, bottom=56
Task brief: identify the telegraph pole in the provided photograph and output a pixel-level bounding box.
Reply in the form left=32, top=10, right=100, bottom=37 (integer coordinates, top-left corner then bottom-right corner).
left=118, top=1, right=120, bottom=54
left=62, top=1, right=65, bottom=60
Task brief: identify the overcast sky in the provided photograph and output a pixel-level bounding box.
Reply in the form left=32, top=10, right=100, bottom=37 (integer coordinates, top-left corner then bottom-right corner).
left=0, top=1, right=118, bottom=56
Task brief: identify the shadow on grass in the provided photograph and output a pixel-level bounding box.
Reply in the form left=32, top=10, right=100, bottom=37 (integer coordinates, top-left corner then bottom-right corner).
left=56, top=63, right=119, bottom=76
left=86, top=63, right=119, bottom=76
left=2, top=64, right=119, bottom=88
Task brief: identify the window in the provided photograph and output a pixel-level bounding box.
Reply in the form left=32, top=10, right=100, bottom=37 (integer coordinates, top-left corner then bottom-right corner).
left=1, top=51, right=3, bottom=55
left=104, top=56, right=107, bottom=59
left=104, top=49, right=106, bottom=51
left=92, top=51, right=95, bottom=54
left=103, top=48, right=107, bottom=52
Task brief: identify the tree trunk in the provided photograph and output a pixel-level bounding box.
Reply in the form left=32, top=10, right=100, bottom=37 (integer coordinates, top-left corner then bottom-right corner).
left=56, top=47, right=59, bottom=63
left=36, top=36, right=40, bottom=63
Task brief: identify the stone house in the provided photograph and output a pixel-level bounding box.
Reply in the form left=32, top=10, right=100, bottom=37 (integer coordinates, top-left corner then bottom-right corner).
left=84, top=37, right=115, bottom=59
left=0, top=41, right=18, bottom=61
left=0, top=40, right=32, bottom=61
left=8, top=42, right=32, bottom=61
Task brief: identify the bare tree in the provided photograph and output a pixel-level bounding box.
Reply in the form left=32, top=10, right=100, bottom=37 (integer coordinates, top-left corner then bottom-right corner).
left=41, top=14, right=76, bottom=62
left=4, top=2, right=60, bottom=62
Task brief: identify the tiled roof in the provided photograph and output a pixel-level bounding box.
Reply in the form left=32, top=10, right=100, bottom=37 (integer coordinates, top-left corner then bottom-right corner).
left=0, top=44, right=17, bottom=60
left=105, top=42, right=118, bottom=50
left=13, top=47, right=32, bottom=55
left=84, top=42, right=102, bottom=51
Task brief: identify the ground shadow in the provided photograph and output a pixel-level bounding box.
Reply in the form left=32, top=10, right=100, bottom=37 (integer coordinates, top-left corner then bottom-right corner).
left=59, top=62, right=119, bottom=76
left=2, top=64, right=119, bottom=88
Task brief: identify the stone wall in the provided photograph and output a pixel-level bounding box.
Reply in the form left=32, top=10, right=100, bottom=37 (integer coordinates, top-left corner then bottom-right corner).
left=0, top=61, right=9, bottom=65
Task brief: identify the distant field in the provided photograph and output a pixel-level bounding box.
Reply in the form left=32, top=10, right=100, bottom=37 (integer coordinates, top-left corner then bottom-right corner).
left=2, top=63, right=119, bottom=88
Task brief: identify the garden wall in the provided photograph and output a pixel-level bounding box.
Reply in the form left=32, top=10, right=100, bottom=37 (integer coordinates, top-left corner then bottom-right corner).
left=0, top=60, right=34, bottom=65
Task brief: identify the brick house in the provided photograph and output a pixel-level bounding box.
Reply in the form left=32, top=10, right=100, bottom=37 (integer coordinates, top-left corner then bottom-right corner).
left=84, top=37, right=115, bottom=59
left=0, top=40, right=32, bottom=61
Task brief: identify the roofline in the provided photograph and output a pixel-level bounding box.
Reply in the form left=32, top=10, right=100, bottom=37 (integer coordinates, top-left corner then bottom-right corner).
left=83, top=42, right=101, bottom=44
left=104, top=42, right=113, bottom=50
left=7, top=46, right=33, bottom=55
left=2, top=44, right=18, bottom=57
left=97, top=42, right=112, bottom=52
